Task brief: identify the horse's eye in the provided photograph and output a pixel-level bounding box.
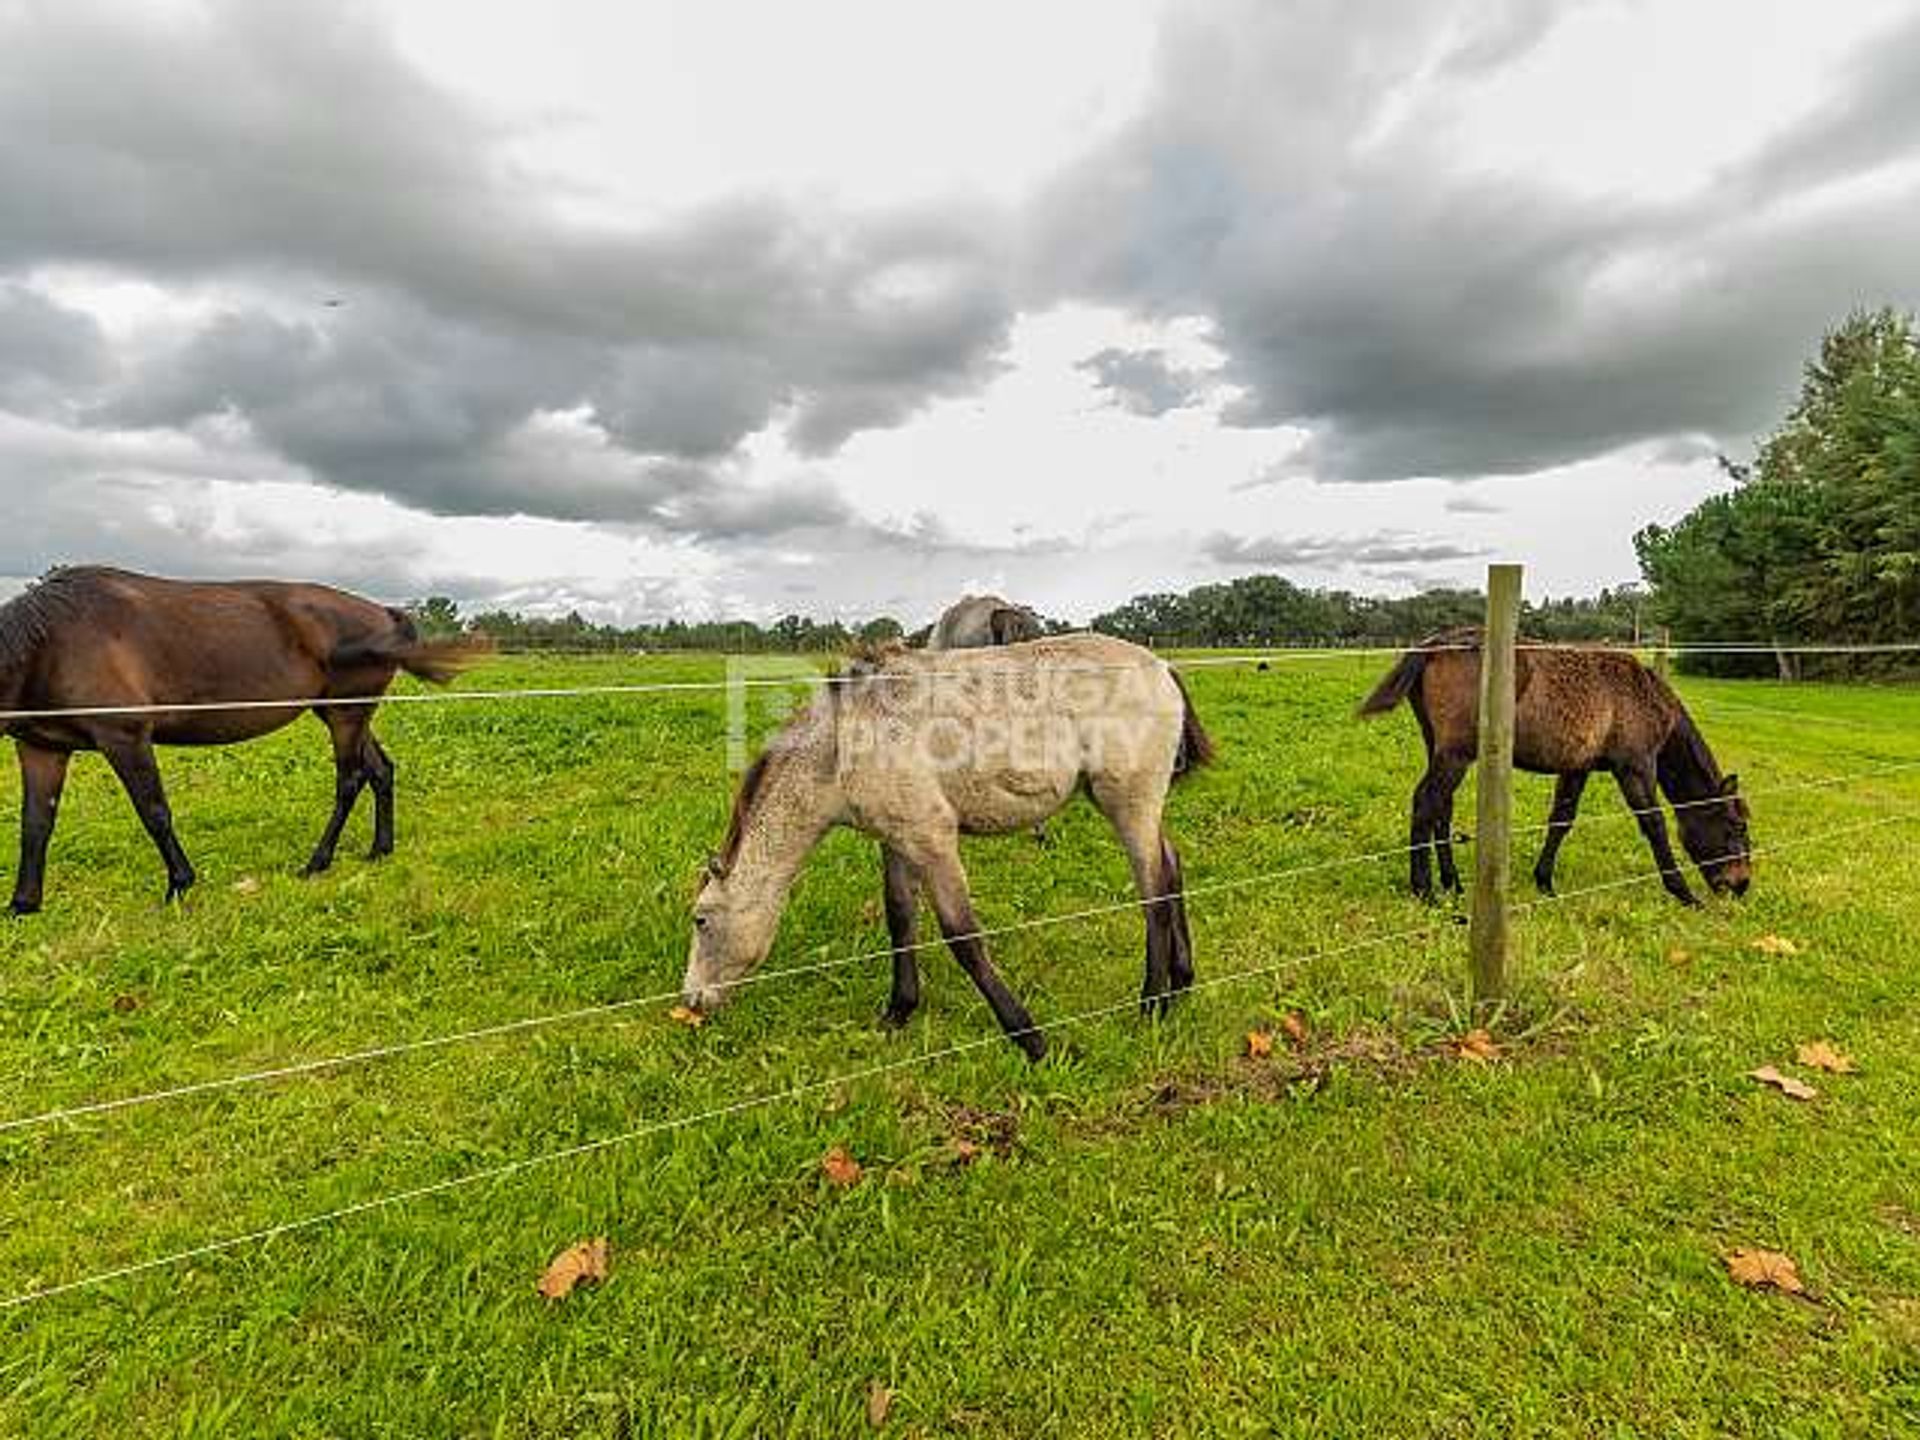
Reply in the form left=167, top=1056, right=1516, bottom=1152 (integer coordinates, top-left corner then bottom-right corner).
left=694, top=913, right=712, bottom=931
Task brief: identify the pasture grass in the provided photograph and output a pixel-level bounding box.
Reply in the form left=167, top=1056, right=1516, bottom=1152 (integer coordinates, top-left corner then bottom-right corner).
left=2, top=653, right=1918, bottom=1437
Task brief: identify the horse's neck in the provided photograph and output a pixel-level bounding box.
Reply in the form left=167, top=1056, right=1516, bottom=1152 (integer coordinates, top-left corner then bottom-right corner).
left=729, top=757, right=843, bottom=913
left=1656, top=714, right=1719, bottom=801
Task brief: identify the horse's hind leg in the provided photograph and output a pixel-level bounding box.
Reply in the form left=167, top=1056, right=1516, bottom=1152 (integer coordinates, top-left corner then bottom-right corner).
left=304, top=707, right=372, bottom=875
left=1159, top=832, right=1194, bottom=994
left=364, top=735, right=396, bottom=860
left=1532, top=771, right=1590, bottom=895
left=99, top=732, right=195, bottom=902
left=911, top=840, right=1045, bottom=1060
left=1429, top=752, right=1471, bottom=894
left=10, top=742, right=70, bottom=916
left=1408, top=772, right=1433, bottom=898
left=880, top=845, right=921, bottom=1027
left=1091, top=781, right=1178, bottom=1016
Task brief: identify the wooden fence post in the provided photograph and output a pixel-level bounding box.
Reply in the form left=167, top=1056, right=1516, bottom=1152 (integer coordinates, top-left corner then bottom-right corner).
left=1653, top=626, right=1672, bottom=680
left=1471, top=564, right=1523, bottom=1013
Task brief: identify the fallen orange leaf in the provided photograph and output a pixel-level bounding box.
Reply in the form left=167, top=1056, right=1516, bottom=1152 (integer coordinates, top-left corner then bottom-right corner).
left=1725, top=1248, right=1805, bottom=1294
left=1796, top=1040, right=1856, bottom=1074
left=866, top=1381, right=893, bottom=1428
left=1749, top=1065, right=1817, bottom=1101
left=1245, top=1030, right=1275, bottom=1059
left=1751, top=934, right=1800, bottom=957
left=536, top=1237, right=609, bottom=1300
left=666, top=1004, right=706, bottom=1028
left=1666, top=946, right=1692, bottom=966
left=1281, top=1011, right=1309, bottom=1045
left=822, top=1145, right=863, bottom=1187
left=1456, top=1028, right=1501, bottom=1063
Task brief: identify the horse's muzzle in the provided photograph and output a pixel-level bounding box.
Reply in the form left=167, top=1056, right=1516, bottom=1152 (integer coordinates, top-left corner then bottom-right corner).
left=682, top=984, right=728, bottom=1015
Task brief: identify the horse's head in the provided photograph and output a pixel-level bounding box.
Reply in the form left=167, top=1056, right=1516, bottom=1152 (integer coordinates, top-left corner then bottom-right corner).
left=681, top=856, right=782, bottom=1014
left=1677, top=773, right=1752, bottom=896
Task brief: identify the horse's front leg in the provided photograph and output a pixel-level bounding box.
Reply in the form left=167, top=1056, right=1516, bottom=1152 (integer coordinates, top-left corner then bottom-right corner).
left=10, top=741, right=70, bottom=916
left=880, top=845, right=921, bottom=1027
left=99, top=732, right=196, bottom=903
left=1615, top=765, right=1697, bottom=906
left=914, top=843, right=1044, bottom=1060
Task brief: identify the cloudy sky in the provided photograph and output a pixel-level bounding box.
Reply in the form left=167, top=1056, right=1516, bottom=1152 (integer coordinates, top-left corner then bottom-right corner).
left=4, top=0, right=1918, bottom=626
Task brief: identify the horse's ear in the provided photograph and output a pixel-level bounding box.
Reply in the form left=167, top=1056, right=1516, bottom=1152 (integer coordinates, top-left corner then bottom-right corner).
left=1721, top=773, right=1740, bottom=795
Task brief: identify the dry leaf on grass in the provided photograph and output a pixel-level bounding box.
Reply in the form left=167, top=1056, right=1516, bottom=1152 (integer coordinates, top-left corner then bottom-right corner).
left=1751, top=934, right=1800, bottom=957
left=1245, top=1030, right=1275, bottom=1059
left=1796, top=1040, right=1857, bottom=1074
left=665, top=1004, right=706, bottom=1028
left=822, top=1145, right=863, bottom=1187
left=110, top=993, right=144, bottom=1014
left=1455, top=1028, right=1501, bottom=1063
left=1725, top=1248, right=1805, bottom=1294
left=230, top=875, right=261, bottom=896
left=948, top=1139, right=980, bottom=1166
left=536, top=1237, right=609, bottom=1300
left=866, top=1381, right=894, bottom=1428
left=1281, top=1011, right=1309, bottom=1045
left=1666, top=946, right=1692, bottom=966
left=1749, top=1065, right=1818, bottom=1101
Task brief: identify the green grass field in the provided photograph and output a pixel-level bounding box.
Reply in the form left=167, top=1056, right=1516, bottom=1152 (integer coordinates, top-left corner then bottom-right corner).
left=2, top=653, right=1917, bottom=1438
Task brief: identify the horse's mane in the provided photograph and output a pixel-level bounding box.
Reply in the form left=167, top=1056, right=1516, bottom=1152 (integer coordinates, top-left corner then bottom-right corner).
left=717, top=752, right=772, bottom=872
left=0, top=568, right=99, bottom=679
left=1658, top=693, right=1724, bottom=796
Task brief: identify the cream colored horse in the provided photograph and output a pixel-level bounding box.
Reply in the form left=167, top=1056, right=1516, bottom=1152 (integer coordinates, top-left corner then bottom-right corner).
left=682, top=634, right=1214, bottom=1058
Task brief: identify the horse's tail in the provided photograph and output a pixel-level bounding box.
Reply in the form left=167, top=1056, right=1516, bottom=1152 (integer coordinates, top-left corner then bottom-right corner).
left=1169, top=668, right=1216, bottom=780
left=394, top=636, right=490, bottom=685
left=370, top=609, right=492, bottom=685
left=1357, top=651, right=1424, bottom=717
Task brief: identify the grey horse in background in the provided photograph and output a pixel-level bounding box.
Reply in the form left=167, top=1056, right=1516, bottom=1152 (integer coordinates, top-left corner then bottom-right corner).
left=926, top=595, right=1046, bottom=650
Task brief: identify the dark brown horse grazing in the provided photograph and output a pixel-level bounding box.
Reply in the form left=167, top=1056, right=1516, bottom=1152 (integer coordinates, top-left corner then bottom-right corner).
left=1359, top=628, right=1752, bottom=907
left=1, top=567, right=480, bottom=914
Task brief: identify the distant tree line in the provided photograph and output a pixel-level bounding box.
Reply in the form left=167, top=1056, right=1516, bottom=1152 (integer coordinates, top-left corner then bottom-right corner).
left=409, top=579, right=1646, bottom=655
left=1086, top=576, right=1646, bottom=648
left=405, top=601, right=919, bottom=653
left=1636, top=308, right=1920, bottom=676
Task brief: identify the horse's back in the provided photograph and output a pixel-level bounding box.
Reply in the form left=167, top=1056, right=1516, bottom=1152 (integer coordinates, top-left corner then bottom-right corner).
left=2, top=568, right=404, bottom=746
left=843, top=633, right=1185, bottom=835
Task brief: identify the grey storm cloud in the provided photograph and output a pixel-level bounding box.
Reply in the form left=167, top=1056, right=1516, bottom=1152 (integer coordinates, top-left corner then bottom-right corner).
left=0, top=0, right=1014, bottom=525
left=0, top=285, right=111, bottom=416
left=1029, top=0, right=1920, bottom=483
left=1076, top=347, right=1211, bottom=417
left=1202, top=531, right=1488, bottom=569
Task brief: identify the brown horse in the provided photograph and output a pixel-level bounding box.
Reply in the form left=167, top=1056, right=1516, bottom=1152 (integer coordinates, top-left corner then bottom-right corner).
left=1360, top=628, right=1751, bottom=907
left=1, top=567, right=479, bottom=914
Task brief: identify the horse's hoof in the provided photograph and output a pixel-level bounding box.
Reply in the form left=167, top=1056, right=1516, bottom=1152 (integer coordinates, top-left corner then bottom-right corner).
left=880, top=1005, right=917, bottom=1030
left=300, top=860, right=331, bottom=879
left=8, top=899, right=39, bottom=919
left=1533, top=876, right=1556, bottom=897
left=1015, top=1030, right=1048, bottom=1063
